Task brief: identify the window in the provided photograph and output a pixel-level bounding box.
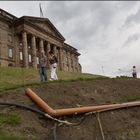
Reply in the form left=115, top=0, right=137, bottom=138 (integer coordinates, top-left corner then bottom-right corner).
left=8, top=34, right=12, bottom=43
left=19, top=51, right=23, bottom=60
left=37, top=57, right=39, bottom=64
left=8, top=48, right=13, bottom=58
left=28, top=45, right=31, bottom=49
left=19, top=42, right=22, bottom=46
left=8, top=63, right=13, bottom=67
left=66, top=65, right=69, bottom=71
left=66, top=57, right=68, bottom=63
left=28, top=54, right=32, bottom=63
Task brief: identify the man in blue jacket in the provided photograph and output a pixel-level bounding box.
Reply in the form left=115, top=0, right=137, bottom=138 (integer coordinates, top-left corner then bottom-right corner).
left=39, top=51, right=47, bottom=81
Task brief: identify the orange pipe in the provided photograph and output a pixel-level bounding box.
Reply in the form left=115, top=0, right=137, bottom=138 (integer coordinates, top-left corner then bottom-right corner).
left=25, top=88, right=140, bottom=117
left=25, top=88, right=56, bottom=116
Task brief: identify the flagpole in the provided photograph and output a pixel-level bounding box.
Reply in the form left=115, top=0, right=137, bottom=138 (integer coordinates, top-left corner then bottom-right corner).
left=39, top=3, right=43, bottom=17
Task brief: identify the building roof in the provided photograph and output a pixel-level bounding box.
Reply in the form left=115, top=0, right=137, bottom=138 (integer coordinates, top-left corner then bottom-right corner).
left=64, top=43, right=81, bottom=56
left=0, top=8, right=17, bottom=23
left=0, top=8, right=80, bottom=54
left=21, top=16, right=65, bottom=41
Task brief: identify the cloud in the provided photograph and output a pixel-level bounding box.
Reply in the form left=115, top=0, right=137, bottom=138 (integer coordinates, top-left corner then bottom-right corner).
left=123, top=33, right=140, bottom=47
left=0, top=1, right=43, bottom=17
left=125, top=6, right=140, bottom=25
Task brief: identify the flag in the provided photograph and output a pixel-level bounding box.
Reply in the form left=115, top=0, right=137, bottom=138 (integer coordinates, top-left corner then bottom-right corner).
left=39, top=3, right=43, bottom=17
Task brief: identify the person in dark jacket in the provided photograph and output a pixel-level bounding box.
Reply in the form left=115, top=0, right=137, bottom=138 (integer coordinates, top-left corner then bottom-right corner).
left=49, top=51, right=58, bottom=80
left=39, top=51, right=47, bottom=81
left=132, top=65, right=137, bottom=78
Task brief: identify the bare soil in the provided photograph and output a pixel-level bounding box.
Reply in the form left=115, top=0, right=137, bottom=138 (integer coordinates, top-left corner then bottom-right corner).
left=0, top=79, right=140, bottom=140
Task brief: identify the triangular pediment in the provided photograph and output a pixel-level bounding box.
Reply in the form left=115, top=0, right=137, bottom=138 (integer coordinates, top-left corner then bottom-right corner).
left=23, top=16, right=65, bottom=41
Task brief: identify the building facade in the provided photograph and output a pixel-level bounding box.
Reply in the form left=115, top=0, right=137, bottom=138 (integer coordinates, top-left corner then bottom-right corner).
left=0, top=8, right=81, bottom=72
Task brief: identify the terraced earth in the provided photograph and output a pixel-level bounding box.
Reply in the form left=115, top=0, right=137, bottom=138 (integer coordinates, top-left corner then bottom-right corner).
left=0, top=78, right=140, bottom=140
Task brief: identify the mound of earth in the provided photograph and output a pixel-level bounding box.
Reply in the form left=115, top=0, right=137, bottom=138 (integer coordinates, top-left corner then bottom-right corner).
left=0, top=79, right=140, bottom=140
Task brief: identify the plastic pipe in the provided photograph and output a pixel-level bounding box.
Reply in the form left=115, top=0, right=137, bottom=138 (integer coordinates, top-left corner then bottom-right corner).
left=25, top=88, right=140, bottom=117
left=25, top=88, right=56, bottom=116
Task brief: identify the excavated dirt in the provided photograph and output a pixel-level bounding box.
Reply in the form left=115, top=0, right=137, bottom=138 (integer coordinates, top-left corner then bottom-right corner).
left=0, top=79, right=140, bottom=140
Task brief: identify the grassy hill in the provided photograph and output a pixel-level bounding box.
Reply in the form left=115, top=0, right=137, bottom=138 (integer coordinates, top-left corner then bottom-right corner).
left=0, top=67, right=105, bottom=92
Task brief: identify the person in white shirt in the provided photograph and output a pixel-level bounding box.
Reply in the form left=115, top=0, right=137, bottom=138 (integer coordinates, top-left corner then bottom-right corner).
left=49, top=51, right=58, bottom=80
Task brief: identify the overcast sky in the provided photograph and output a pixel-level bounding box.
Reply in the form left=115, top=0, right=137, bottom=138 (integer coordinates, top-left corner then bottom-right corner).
left=1, top=1, right=140, bottom=77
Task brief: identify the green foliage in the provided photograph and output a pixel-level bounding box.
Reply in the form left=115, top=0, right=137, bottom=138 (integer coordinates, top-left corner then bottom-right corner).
left=0, top=113, right=21, bottom=125
left=125, top=95, right=140, bottom=101
left=49, top=76, right=109, bottom=84
left=115, top=76, right=132, bottom=79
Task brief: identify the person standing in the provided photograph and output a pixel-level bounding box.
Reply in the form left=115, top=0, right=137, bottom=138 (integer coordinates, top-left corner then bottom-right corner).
left=132, top=65, right=137, bottom=78
left=49, top=51, right=58, bottom=81
left=39, top=51, right=47, bottom=81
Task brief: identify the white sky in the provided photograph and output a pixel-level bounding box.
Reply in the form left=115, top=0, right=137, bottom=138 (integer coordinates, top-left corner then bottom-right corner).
left=0, top=1, right=140, bottom=77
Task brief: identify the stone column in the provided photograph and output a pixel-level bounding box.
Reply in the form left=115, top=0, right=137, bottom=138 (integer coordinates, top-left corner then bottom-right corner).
left=62, top=49, right=65, bottom=71
left=39, top=39, right=44, bottom=53
left=31, top=35, right=37, bottom=68
left=65, top=51, right=68, bottom=71
left=76, top=56, right=79, bottom=72
left=66, top=51, right=68, bottom=71
left=72, top=53, right=75, bottom=72
left=47, top=42, right=51, bottom=55
left=70, top=53, right=73, bottom=72
left=68, top=52, right=71, bottom=72
left=63, top=50, right=67, bottom=71
left=59, top=48, right=63, bottom=70
left=54, top=45, right=59, bottom=69
left=22, top=31, right=28, bottom=67
left=14, top=35, right=20, bottom=66
left=74, top=55, right=78, bottom=72
left=53, top=45, right=57, bottom=56
left=47, top=42, right=51, bottom=68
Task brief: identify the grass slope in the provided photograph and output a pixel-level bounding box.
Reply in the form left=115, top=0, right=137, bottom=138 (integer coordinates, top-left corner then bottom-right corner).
left=0, top=67, right=105, bottom=92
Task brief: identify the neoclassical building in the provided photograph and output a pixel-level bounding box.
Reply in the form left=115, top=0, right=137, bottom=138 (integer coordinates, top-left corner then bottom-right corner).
left=0, top=8, right=81, bottom=72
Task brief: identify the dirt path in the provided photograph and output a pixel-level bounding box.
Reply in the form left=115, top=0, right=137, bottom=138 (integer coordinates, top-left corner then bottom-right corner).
left=0, top=79, right=140, bottom=140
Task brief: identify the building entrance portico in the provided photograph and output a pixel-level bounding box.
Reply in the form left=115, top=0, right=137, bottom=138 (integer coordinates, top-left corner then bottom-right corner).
left=18, top=30, right=63, bottom=69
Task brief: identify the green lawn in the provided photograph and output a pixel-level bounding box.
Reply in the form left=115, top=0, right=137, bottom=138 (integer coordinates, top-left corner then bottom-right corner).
left=0, top=67, right=39, bottom=91
left=0, top=66, right=105, bottom=92
left=0, top=113, right=38, bottom=140
left=0, top=113, right=21, bottom=126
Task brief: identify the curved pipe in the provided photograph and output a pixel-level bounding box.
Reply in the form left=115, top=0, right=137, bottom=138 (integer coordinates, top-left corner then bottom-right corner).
left=25, top=88, right=56, bottom=116
left=25, top=88, right=140, bottom=117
